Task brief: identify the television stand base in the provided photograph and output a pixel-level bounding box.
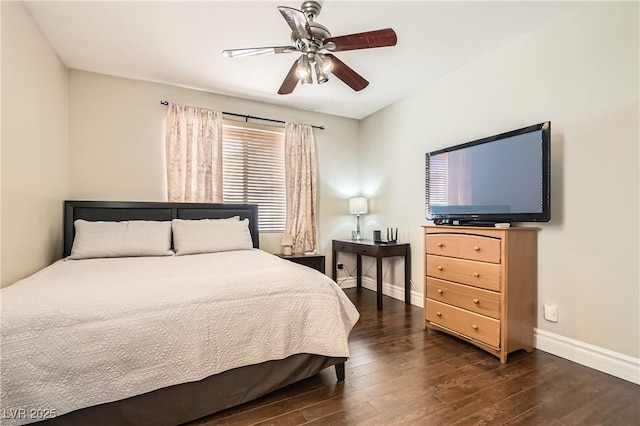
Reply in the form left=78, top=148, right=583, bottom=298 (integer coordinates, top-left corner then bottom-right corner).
left=433, top=219, right=512, bottom=227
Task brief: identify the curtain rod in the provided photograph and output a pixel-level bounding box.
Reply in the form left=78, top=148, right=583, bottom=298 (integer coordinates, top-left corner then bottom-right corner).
left=160, top=100, right=324, bottom=130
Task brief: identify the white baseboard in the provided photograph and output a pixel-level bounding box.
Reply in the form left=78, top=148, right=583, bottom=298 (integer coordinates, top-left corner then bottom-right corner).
left=338, top=276, right=639, bottom=385
left=534, top=328, right=640, bottom=385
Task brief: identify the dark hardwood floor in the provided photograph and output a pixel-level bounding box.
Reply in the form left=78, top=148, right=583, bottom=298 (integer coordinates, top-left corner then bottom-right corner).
left=189, top=288, right=640, bottom=425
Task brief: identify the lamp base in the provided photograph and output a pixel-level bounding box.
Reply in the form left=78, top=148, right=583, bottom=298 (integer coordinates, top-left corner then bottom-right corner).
left=352, top=213, right=363, bottom=240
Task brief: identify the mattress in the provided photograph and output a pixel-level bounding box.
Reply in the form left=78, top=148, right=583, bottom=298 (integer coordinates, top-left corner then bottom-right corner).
left=0, top=249, right=359, bottom=425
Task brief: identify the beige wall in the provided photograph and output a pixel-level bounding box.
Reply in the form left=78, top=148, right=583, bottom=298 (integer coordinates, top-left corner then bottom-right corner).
left=1, top=1, right=68, bottom=287
left=68, top=70, right=360, bottom=255
left=359, top=2, right=639, bottom=358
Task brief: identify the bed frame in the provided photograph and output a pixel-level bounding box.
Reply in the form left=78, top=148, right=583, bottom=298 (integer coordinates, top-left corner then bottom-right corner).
left=47, top=200, right=346, bottom=426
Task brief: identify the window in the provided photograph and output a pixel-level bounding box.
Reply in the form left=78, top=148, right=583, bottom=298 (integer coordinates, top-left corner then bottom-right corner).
left=222, top=121, right=286, bottom=232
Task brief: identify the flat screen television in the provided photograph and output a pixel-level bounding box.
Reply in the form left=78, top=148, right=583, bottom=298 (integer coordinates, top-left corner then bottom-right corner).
left=426, top=122, right=550, bottom=225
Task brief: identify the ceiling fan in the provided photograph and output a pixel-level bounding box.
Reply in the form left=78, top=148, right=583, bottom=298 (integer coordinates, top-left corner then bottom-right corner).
left=222, top=1, right=397, bottom=95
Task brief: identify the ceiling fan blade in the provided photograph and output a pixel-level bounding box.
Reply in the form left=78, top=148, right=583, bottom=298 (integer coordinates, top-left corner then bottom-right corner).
left=324, top=28, right=397, bottom=52
left=278, top=6, right=311, bottom=40
left=325, top=54, right=369, bottom=91
left=222, top=46, right=298, bottom=58
left=278, top=59, right=301, bottom=95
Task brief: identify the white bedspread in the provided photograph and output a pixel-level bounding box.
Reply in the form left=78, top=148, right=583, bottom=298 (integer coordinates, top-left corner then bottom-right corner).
left=0, top=250, right=359, bottom=425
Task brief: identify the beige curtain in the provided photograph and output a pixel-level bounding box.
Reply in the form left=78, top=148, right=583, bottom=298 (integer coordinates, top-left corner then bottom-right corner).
left=165, top=103, right=223, bottom=202
left=284, top=122, right=318, bottom=253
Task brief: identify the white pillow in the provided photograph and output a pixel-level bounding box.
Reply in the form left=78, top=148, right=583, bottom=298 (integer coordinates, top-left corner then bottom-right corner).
left=69, top=220, right=173, bottom=259
left=172, top=218, right=254, bottom=255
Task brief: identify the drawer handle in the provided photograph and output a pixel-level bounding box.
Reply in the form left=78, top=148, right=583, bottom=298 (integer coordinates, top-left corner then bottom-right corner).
left=473, top=246, right=480, bottom=251
left=438, top=266, right=443, bottom=271
left=436, top=312, right=442, bottom=317
left=437, top=289, right=443, bottom=295
left=437, top=242, right=443, bottom=247
left=473, top=272, right=480, bottom=277
left=473, top=298, right=479, bottom=304
left=472, top=324, right=478, bottom=330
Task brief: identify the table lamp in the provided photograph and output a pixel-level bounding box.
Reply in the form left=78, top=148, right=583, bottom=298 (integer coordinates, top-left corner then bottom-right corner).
left=349, top=196, right=368, bottom=240
left=281, top=234, right=294, bottom=255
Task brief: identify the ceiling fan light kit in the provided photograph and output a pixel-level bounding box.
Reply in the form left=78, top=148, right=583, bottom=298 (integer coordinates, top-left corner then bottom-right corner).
left=222, top=1, right=397, bottom=95
left=314, top=59, right=330, bottom=84
left=315, top=54, right=332, bottom=73
left=296, top=55, right=311, bottom=78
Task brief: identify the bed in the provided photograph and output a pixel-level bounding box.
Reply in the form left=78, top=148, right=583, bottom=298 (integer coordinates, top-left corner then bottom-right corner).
left=0, top=201, right=359, bottom=426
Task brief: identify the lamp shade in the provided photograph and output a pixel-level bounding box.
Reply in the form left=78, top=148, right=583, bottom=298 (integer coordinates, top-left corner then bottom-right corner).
left=349, top=197, right=368, bottom=215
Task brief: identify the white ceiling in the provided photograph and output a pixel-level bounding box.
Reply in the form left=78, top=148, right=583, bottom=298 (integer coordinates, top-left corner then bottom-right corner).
left=25, top=1, right=585, bottom=120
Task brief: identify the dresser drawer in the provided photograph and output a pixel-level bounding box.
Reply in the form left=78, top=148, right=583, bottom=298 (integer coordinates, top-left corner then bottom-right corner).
left=426, top=233, right=501, bottom=263
left=426, top=277, right=500, bottom=319
left=425, top=299, right=500, bottom=348
left=426, top=255, right=501, bottom=291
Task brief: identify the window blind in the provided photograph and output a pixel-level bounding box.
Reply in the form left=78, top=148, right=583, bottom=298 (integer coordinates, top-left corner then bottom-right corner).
left=222, top=121, right=286, bottom=232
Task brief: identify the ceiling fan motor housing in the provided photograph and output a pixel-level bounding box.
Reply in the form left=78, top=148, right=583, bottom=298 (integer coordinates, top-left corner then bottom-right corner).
left=309, top=22, right=331, bottom=43
left=291, top=22, right=331, bottom=50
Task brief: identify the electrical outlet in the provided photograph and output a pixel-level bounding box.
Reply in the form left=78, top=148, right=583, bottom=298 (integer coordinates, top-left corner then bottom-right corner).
left=543, top=304, right=558, bottom=322
left=337, top=263, right=344, bottom=270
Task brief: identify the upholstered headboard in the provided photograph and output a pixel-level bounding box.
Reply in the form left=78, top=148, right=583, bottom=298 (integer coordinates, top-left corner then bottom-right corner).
left=63, top=201, right=260, bottom=257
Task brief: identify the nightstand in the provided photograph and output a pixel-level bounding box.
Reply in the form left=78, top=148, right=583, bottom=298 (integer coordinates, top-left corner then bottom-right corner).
left=277, top=253, right=326, bottom=273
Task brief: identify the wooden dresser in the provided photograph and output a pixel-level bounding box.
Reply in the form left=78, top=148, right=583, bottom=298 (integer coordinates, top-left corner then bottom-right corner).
left=423, top=225, right=538, bottom=363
